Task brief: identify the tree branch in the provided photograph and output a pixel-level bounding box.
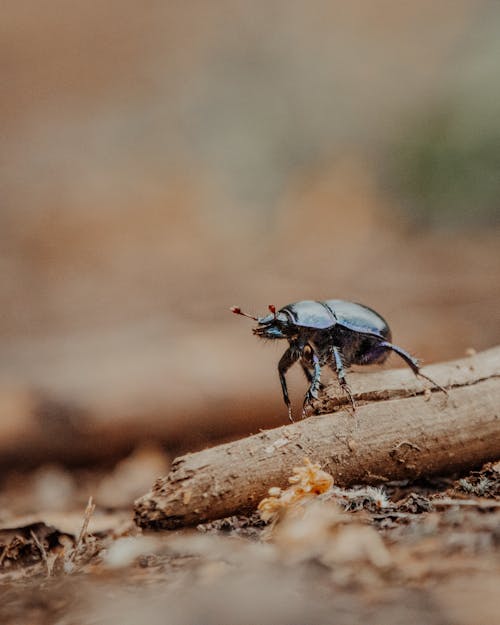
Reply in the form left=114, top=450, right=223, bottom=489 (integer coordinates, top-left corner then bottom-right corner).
left=134, top=346, right=500, bottom=529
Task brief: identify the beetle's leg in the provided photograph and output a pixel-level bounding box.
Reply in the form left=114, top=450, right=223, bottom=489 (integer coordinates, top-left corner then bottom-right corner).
left=300, top=362, right=325, bottom=390
left=378, top=341, right=448, bottom=395
left=302, top=346, right=321, bottom=418
left=278, top=347, right=299, bottom=422
left=329, top=346, right=356, bottom=412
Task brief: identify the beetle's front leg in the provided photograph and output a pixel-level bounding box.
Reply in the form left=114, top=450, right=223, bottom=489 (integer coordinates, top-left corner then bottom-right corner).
left=301, top=344, right=321, bottom=418
left=329, top=346, right=356, bottom=412
left=278, top=347, right=299, bottom=422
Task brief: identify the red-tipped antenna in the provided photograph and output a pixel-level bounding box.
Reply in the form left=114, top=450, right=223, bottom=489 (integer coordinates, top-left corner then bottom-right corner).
left=230, top=306, right=258, bottom=321
left=268, top=304, right=277, bottom=319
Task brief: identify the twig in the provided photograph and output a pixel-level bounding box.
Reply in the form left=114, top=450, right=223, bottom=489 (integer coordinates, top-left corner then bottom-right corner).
left=135, top=346, right=500, bottom=529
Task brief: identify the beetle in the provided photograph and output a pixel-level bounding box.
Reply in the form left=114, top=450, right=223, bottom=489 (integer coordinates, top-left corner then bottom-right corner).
left=231, top=299, right=447, bottom=421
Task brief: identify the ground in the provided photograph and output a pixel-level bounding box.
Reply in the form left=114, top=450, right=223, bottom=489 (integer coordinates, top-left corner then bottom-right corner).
left=1, top=452, right=498, bottom=625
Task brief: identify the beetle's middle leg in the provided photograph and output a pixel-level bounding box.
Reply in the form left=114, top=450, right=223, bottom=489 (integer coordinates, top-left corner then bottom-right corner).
left=300, top=362, right=325, bottom=390
left=278, top=347, right=299, bottom=422
left=328, top=345, right=356, bottom=412
left=301, top=344, right=321, bottom=418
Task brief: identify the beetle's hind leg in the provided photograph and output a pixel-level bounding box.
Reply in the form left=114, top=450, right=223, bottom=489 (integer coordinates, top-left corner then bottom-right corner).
left=328, top=346, right=356, bottom=412
left=378, top=341, right=448, bottom=396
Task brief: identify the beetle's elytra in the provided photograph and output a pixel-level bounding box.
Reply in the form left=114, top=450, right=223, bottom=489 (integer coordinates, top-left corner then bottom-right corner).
left=231, top=299, right=446, bottom=421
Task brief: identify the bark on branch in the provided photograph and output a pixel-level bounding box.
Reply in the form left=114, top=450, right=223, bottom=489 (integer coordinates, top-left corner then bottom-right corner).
left=135, top=346, right=500, bottom=529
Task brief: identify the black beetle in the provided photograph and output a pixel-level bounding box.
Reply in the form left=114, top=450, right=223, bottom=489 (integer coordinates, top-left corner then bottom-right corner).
left=231, top=299, right=446, bottom=421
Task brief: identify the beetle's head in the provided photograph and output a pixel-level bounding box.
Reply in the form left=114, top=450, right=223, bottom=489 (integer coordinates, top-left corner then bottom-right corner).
left=231, top=304, right=292, bottom=340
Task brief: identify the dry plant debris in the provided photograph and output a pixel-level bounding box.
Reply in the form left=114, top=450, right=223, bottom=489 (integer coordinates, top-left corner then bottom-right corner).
left=258, top=458, right=334, bottom=522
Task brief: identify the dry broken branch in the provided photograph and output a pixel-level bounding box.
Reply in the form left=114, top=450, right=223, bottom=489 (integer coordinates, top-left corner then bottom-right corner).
left=135, top=346, right=500, bottom=529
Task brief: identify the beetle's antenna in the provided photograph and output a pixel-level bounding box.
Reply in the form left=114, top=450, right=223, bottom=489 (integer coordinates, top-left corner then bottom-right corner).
left=230, top=306, right=258, bottom=321
left=268, top=304, right=277, bottom=319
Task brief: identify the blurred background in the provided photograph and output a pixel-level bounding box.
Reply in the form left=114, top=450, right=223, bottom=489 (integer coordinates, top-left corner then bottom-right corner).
left=1, top=0, right=500, bottom=469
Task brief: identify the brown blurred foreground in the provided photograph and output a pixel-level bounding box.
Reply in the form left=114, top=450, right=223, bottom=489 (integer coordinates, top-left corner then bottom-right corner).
left=1, top=454, right=499, bottom=625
